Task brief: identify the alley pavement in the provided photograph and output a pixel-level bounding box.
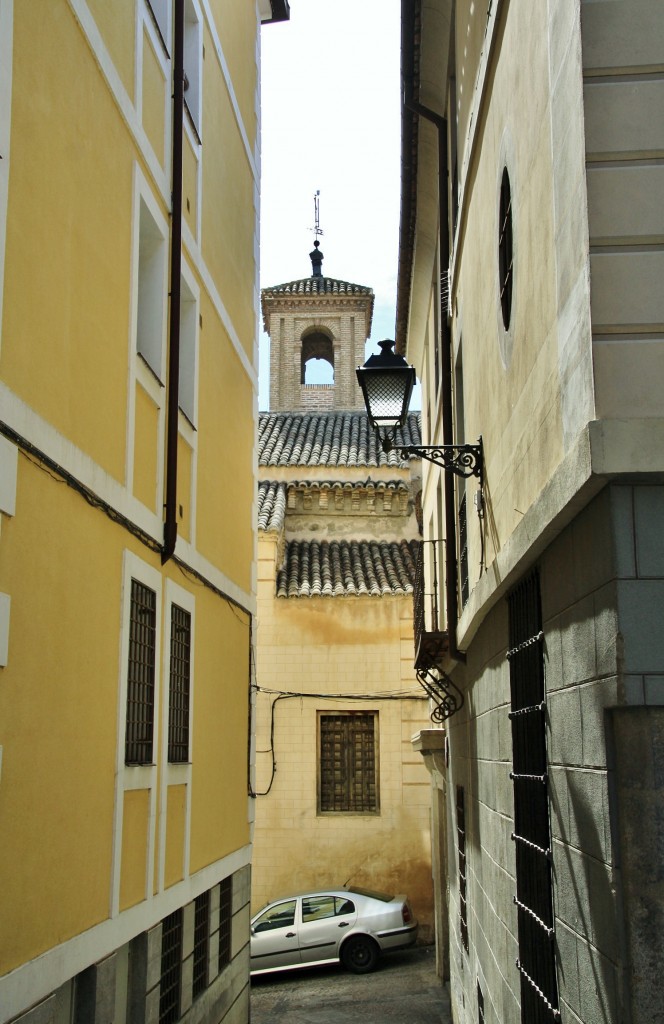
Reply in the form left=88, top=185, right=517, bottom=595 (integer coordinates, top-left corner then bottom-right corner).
left=250, top=945, right=452, bottom=1024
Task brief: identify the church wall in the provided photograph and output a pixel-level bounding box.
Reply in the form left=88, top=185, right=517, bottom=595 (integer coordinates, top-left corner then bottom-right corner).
left=253, top=534, right=435, bottom=940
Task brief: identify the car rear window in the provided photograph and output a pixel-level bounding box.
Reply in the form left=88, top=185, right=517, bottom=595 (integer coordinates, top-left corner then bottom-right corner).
left=347, top=886, right=393, bottom=902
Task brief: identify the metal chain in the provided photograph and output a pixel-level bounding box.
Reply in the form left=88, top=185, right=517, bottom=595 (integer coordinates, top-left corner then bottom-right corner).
left=506, top=629, right=544, bottom=660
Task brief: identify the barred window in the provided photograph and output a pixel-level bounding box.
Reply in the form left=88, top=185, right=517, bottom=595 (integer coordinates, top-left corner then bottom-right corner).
left=508, top=570, right=559, bottom=1022
left=159, top=909, right=183, bottom=1024
left=168, top=604, right=191, bottom=763
left=125, top=579, right=156, bottom=765
left=498, top=167, right=514, bottom=330
left=457, top=785, right=469, bottom=953
left=193, top=890, right=210, bottom=998
left=318, top=712, right=379, bottom=814
left=218, top=876, right=233, bottom=971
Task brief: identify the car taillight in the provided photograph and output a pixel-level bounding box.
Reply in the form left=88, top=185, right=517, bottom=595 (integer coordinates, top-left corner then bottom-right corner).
left=402, top=903, right=412, bottom=924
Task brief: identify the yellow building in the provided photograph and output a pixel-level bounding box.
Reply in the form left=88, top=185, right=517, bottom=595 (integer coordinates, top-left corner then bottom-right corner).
left=253, top=248, right=435, bottom=940
left=0, top=2, right=286, bottom=1021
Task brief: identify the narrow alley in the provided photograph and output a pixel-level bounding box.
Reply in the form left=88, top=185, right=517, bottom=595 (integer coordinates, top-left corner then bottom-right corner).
left=250, top=946, right=451, bottom=1024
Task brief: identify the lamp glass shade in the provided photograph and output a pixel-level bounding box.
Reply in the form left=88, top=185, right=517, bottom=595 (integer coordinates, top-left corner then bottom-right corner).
left=356, top=340, right=416, bottom=430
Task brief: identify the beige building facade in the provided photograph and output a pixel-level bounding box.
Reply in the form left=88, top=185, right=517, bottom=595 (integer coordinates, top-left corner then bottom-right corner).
left=398, top=0, right=664, bottom=1022
left=252, top=255, right=435, bottom=940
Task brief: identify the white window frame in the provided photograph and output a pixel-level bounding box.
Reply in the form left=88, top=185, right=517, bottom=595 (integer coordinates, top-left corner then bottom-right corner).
left=136, top=194, right=168, bottom=382
left=112, top=552, right=163, bottom=917
left=184, top=0, right=203, bottom=138
left=125, top=167, right=169, bottom=510
left=144, top=0, right=170, bottom=53
left=178, top=261, right=200, bottom=427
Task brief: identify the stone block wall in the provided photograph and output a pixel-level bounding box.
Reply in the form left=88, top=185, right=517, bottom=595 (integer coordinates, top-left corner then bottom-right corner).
left=443, top=484, right=664, bottom=1023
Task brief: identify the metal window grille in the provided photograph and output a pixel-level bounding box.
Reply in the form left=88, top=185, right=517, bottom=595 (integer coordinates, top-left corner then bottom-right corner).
left=218, top=876, right=233, bottom=971
left=456, top=785, right=469, bottom=952
left=125, top=579, right=156, bottom=765
left=507, top=571, right=560, bottom=1022
left=319, top=713, right=378, bottom=813
left=168, top=604, right=191, bottom=763
left=498, top=167, right=514, bottom=330
left=159, top=909, right=183, bottom=1024
left=459, top=493, right=469, bottom=607
left=193, top=890, right=210, bottom=998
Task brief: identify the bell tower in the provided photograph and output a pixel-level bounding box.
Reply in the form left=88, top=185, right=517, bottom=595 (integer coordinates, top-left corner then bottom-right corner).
left=261, top=242, right=374, bottom=413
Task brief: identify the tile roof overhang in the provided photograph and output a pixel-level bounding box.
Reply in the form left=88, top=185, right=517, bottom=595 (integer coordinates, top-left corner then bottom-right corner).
left=276, top=538, right=418, bottom=598
left=257, top=478, right=412, bottom=533
left=261, top=277, right=375, bottom=333
left=258, top=411, right=422, bottom=468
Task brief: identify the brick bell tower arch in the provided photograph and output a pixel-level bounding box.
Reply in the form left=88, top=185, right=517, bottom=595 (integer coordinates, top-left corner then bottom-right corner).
left=261, top=241, right=374, bottom=412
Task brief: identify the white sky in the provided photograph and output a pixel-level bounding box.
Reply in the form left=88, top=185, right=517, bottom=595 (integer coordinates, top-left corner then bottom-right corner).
left=258, top=0, right=403, bottom=410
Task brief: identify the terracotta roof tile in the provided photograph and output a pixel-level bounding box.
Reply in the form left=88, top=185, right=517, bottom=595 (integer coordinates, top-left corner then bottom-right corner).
left=262, top=277, right=373, bottom=298
left=276, top=539, right=418, bottom=598
left=257, top=480, right=287, bottom=532
left=258, top=412, right=421, bottom=468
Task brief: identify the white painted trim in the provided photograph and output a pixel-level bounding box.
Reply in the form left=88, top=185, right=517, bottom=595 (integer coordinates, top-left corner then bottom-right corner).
left=111, top=552, right=163, bottom=919
left=175, top=534, right=257, bottom=616
left=67, top=0, right=169, bottom=202
left=125, top=164, right=170, bottom=506
left=0, top=843, right=251, bottom=1024
left=1, top=382, right=163, bottom=543
left=182, top=220, right=258, bottom=388
left=178, top=258, right=200, bottom=548
left=0, top=434, right=17, bottom=516
left=2, top=381, right=255, bottom=612
left=200, top=0, right=258, bottom=179
left=0, top=591, right=10, bottom=667
left=158, top=580, right=195, bottom=892
left=0, top=0, right=14, bottom=360
left=138, top=2, right=171, bottom=172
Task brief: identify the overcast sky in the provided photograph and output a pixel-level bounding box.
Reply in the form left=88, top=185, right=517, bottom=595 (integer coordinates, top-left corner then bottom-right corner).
left=258, top=1, right=402, bottom=410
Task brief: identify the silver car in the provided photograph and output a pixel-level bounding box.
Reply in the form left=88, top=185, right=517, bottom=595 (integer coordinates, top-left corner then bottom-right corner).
left=250, top=886, right=418, bottom=975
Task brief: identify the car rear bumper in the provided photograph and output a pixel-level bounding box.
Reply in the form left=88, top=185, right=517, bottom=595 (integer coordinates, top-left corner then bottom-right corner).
left=376, top=923, right=419, bottom=950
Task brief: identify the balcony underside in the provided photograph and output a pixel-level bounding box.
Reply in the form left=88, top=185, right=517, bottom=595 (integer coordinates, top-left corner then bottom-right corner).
left=415, top=629, right=449, bottom=671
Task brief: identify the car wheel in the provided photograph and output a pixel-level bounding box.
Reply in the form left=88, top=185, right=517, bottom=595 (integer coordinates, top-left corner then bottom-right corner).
left=341, top=935, right=379, bottom=974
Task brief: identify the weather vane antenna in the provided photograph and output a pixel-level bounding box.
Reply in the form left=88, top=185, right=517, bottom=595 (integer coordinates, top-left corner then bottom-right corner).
left=312, top=190, right=324, bottom=240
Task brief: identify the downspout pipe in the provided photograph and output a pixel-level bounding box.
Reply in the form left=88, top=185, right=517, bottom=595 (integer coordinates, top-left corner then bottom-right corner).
left=163, top=0, right=185, bottom=565
left=404, top=89, right=465, bottom=664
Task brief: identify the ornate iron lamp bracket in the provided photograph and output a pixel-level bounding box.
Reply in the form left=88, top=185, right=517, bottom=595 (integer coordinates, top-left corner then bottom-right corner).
left=397, top=439, right=483, bottom=484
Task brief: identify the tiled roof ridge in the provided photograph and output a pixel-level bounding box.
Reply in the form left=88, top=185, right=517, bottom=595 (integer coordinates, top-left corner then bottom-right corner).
left=276, top=537, right=419, bottom=598
left=262, top=276, right=374, bottom=297
left=258, top=410, right=422, bottom=468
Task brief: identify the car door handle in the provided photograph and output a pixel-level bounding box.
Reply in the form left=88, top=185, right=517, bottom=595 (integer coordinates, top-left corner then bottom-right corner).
left=338, top=921, right=350, bottom=927
left=285, top=932, right=296, bottom=938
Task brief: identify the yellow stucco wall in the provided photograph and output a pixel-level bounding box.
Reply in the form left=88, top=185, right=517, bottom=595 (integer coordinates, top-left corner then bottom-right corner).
left=3, top=2, right=133, bottom=483
left=165, top=785, right=187, bottom=889
left=0, top=0, right=259, bottom=996
left=190, top=602, right=251, bottom=871
left=0, top=466, right=120, bottom=968
left=134, top=383, right=161, bottom=511
left=120, top=789, right=150, bottom=911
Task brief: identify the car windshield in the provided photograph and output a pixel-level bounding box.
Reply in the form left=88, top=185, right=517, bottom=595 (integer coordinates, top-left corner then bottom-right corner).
left=346, top=886, right=393, bottom=902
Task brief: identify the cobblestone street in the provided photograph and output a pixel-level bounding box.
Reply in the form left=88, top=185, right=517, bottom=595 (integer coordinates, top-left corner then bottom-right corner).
left=250, top=946, right=452, bottom=1024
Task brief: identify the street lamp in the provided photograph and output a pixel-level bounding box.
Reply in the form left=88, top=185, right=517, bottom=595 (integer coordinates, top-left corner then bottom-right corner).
left=356, top=339, right=483, bottom=483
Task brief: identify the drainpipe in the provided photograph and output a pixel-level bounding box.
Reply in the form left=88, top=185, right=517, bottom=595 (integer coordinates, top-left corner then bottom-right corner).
left=163, top=0, right=185, bottom=565
left=404, top=90, right=465, bottom=664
